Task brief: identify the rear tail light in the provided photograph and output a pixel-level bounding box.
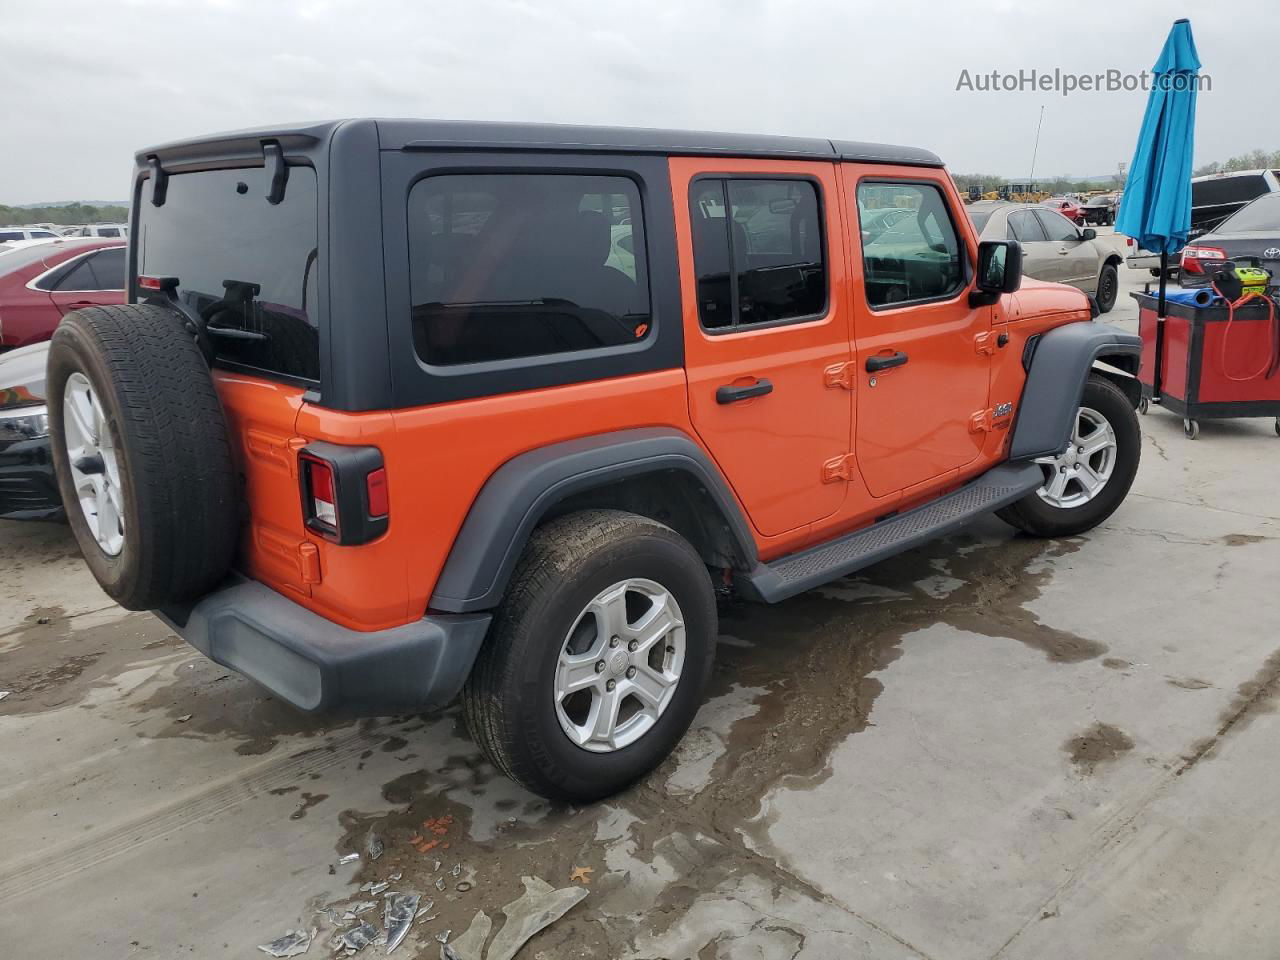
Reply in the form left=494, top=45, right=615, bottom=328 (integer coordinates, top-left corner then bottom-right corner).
left=298, top=443, right=389, bottom=545
left=1180, top=244, right=1227, bottom=275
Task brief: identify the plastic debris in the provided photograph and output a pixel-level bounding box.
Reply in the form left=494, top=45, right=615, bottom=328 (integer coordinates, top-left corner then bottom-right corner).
left=416, top=899, right=434, bottom=917
left=176, top=714, right=193, bottom=723
left=359, top=880, right=390, bottom=896
left=0, top=692, right=9, bottom=701
left=315, top=907, right=342, bottom=926
left=338, top=853, right=361, bottom=865
left=432, top=860, right=442, bottom=872
left=257, top=928, right=313, bottom=957
left=341, top=901, right=377, bottom=921
left=388, top=871, right=403, bottom=882
left=449, top=863, right=461, bottom=878
left=485, top=876, right=588, bottom=960
left=434, top=877, right=446, bottom=891
left=569, top=866, right=593, bottom=886
left=383, top=892, right=420, bottom=954
left=435, top=929, right=452, bottom=944
left=417, top=914, right=438, bottom=926
left=332, top=921, right=378, bottom=955
left=365, top=829, right=384, bottom=862
left=455, top=881, right=473, bottom=894
left=441, top=910, right=490, bottom=960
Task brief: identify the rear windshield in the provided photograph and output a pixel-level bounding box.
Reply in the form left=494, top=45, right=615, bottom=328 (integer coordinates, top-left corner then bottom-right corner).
left=1216, top=192, right=1280, bottom=233
left=1193, top=174, right=1268, bottom=209
left=136, top=165, right=320, bottom=383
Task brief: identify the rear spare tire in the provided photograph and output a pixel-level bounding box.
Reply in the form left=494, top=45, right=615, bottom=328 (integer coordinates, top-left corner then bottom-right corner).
left=47, top=304, right=238, bottom=609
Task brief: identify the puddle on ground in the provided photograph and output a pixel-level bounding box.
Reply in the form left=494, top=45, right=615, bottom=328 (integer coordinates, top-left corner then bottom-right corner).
left=1065, top=722, right=1135, bottom=774
left=308, top=524, right=1114, bottom=956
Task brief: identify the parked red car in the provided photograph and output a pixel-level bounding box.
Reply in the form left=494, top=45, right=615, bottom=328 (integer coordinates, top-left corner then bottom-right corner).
left=1040, top=197, right=1084, bottom=225
left=0, top=239, right=126, bottom=351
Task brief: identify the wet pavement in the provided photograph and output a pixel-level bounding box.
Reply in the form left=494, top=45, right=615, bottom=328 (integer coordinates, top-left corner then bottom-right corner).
left=3, top=271, right=1280, bottom=960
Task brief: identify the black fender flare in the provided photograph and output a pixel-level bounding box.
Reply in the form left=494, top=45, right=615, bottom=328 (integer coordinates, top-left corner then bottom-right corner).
left=1010, top=321, right=1142, bottom=461
left=428, top=427, right=756, bottom=613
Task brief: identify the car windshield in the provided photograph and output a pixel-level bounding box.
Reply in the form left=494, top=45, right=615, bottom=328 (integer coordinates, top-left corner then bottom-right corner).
left=1215, top=193, right=1280, bottom=233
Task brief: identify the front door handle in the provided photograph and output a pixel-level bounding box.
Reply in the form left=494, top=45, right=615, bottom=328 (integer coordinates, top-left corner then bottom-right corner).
left=1057, top=247, right=1070, bottom=255
left=865, top=351, right=908, bottom=373
left=716, top=378, right=774, bottom=404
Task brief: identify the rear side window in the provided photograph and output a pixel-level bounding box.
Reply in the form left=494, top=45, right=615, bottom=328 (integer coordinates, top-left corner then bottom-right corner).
left=1036, top=210, right=1079, bottom=242
left=52, top=257, right=98, bottom=291
left=689, top=178, right=826, bottom=330
left=407, top=173, right=650, bottom=366
left=0, top=231, right=22, bottom=241
left=31, top=231, right=57, bottom=238
left=96, top=227, right=120, bottom=238
left=857, top=181, right=963, bottom=308
left=1008, top=209, right=1047, bottom=242
left=137, top=165, right=320, bottom=382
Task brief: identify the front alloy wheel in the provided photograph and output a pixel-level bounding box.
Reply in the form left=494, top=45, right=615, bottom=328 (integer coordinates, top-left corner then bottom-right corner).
left=1033, top=406, right=1117, bottom=509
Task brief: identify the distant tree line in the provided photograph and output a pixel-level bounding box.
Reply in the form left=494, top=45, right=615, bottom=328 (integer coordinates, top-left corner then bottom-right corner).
left=1193, top=149, right=1280, bottom=177
left=0, top=202, right=129, bottom=226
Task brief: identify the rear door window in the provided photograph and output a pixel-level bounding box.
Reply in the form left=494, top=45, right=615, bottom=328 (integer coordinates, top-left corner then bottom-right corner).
left=1035, top=209, right=1079, bottom=242
left=136, top=165, right=320, bottom=382
left=1008, top=210, right=1047, bottom=242
left=690, top=177, right=826, bottom=330
left=407, top=173, right=650, bottom=366
left=87, top=247, right=125, bottom=289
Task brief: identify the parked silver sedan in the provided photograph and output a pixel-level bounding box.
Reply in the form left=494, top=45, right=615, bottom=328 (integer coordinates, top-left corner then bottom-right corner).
left=967, top=201, right=1123, bottom=313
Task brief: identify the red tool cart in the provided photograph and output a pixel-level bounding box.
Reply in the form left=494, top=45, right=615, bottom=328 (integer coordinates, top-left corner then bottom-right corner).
left=1136, top=291, right=1280, bottom=439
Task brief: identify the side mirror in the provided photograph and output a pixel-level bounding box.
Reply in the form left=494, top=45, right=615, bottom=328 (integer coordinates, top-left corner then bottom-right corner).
left=1081, top=227, right=1097, bottom=241
left=970, top=239, right=1022, bottom=306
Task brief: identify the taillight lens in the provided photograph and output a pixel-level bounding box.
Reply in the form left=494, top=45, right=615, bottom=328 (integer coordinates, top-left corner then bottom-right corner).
left=301, top=455, right=338, bottom=531
left=1180, top=245, right=1227, bottom=275
left=298, top=443, right=389, bottom=546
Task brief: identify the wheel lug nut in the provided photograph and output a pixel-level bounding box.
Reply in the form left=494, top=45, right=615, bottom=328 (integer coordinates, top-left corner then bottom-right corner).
left=606, top=680, right=616, bottom=691
left=626, top=666, right=636, bottom=678
left=595, top=661, right=605, bottom=673
left=609, top=636, right=620, bottom=648
left=627, top=640, right=638, bottom=652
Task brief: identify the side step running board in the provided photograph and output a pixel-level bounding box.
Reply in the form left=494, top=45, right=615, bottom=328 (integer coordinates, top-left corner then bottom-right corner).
left=738, top=462, right=1044, bottom=603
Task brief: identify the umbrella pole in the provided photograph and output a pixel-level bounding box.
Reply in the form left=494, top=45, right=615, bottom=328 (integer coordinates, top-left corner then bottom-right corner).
left=1154, top=250, right=1168, bottom=401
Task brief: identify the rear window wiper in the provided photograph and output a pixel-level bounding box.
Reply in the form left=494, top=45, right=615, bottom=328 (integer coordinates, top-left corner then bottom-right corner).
left=201, top=279, right=271, bottom=342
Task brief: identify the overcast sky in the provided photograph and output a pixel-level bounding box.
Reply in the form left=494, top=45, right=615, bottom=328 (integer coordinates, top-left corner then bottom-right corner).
left=0, top=0, right=1261, bottom=204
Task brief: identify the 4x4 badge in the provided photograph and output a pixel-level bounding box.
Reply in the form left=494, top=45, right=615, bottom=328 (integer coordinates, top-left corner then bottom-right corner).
left=994, top=401, right=1014, bottom=418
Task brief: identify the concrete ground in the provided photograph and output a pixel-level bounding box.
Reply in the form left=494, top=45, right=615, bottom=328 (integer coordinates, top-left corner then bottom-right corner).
left=3, top=263, right=1280, bottom=959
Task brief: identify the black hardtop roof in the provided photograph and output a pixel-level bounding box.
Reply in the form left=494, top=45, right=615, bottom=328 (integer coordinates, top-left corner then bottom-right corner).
left=137, top=118, right=944, bottom=168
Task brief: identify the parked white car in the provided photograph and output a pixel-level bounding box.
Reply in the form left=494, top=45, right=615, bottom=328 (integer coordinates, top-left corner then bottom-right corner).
left=0, top=226, right=62, bottom=243
left=61, top=224, right=129, bottom=239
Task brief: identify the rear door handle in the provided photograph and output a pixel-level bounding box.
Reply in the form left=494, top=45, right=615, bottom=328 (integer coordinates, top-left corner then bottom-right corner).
left=716, top=379, right=773, bottom=404
left=865, top=351, right=908, bottom=373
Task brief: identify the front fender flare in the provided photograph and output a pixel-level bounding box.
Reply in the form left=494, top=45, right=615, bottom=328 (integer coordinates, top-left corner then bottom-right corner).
left=429, top=427, right=756, bottom=614
left=1010, top=321, right=1141, bottom=461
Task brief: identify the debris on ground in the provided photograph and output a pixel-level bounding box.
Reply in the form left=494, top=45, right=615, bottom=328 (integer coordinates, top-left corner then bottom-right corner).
left=383, top=892, right=420, bottom=954
left=331, top=921, right=378, bottom=956
left=450, top=863, right=461, bottom=878
left=434, top=877, right=446, bottom=891
left=365, top=829, right=384, bottom=862
left=337, top=852, right=361, bottom=865
left=388, top=871, right=403, bottom=882
left=455, top=881, right=473, bottom=893
left=315, top=907, right=342, bottom=926
left=0, top=692, right=10, bottom=701
left=435, top=929, right=452, bottom=944
left=359, top=880, right=390, bottom=896
left=176, top=714, right=193, bottom=723
left=568, top=866, right=593, bottom=886
left=257, top=928, right=314, bottom=957
left=412, top=815, right=455, bottom=853
left=485, top=876, right=589, bottom=960
left=341, top=901, right=377, bottom=921
left=416, top=899, right=434, bottom=918
left=441, top=910, right=490, bottom=960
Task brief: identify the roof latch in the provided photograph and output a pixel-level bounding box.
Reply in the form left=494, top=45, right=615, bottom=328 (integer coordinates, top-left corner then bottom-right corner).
left=264, top=141, right=289, bottom=205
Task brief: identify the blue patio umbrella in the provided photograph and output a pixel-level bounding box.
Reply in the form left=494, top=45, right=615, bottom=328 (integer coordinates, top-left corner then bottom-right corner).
left=1115, top=18, right=1202, bottom=318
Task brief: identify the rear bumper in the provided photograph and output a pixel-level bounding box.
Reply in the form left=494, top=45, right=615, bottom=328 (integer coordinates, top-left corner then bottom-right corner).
left=155, top=578, right=491, bottom=715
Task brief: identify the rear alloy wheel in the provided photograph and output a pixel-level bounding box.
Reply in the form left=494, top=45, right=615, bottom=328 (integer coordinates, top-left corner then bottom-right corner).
left=62, top=372, right=125, bottom=556
left=463, top=510, right=716, bottom=801
left=997, top=374, right=1140, bottom=537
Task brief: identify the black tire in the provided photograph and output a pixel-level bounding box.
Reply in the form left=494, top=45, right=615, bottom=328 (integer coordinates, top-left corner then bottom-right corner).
left=1094, top=262, right=1119, bottom=314
left=996, top=374, right=1140, bottom=538
left=47, top=304, right=238, bottom=610
left=462, top=509, right=717, bottom=802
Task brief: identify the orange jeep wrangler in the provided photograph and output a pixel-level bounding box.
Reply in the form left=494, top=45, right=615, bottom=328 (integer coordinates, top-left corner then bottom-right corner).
left=47, top=121, right=1141, bottom=801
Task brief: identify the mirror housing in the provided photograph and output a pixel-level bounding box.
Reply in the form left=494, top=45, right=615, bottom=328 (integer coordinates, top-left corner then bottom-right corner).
left=970, top=239, right=1022, bottom=306
left=1081, top=227, right=1097, bottom=241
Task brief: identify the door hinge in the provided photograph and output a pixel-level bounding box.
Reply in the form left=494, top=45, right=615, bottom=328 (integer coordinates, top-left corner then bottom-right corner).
left=824, top=361, right=857, bottom=390
left=822, top=453, right=856, bottom=483
left=974, top=332, right=997, bottom=356
left=969, top=409, right=992, bottom=433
